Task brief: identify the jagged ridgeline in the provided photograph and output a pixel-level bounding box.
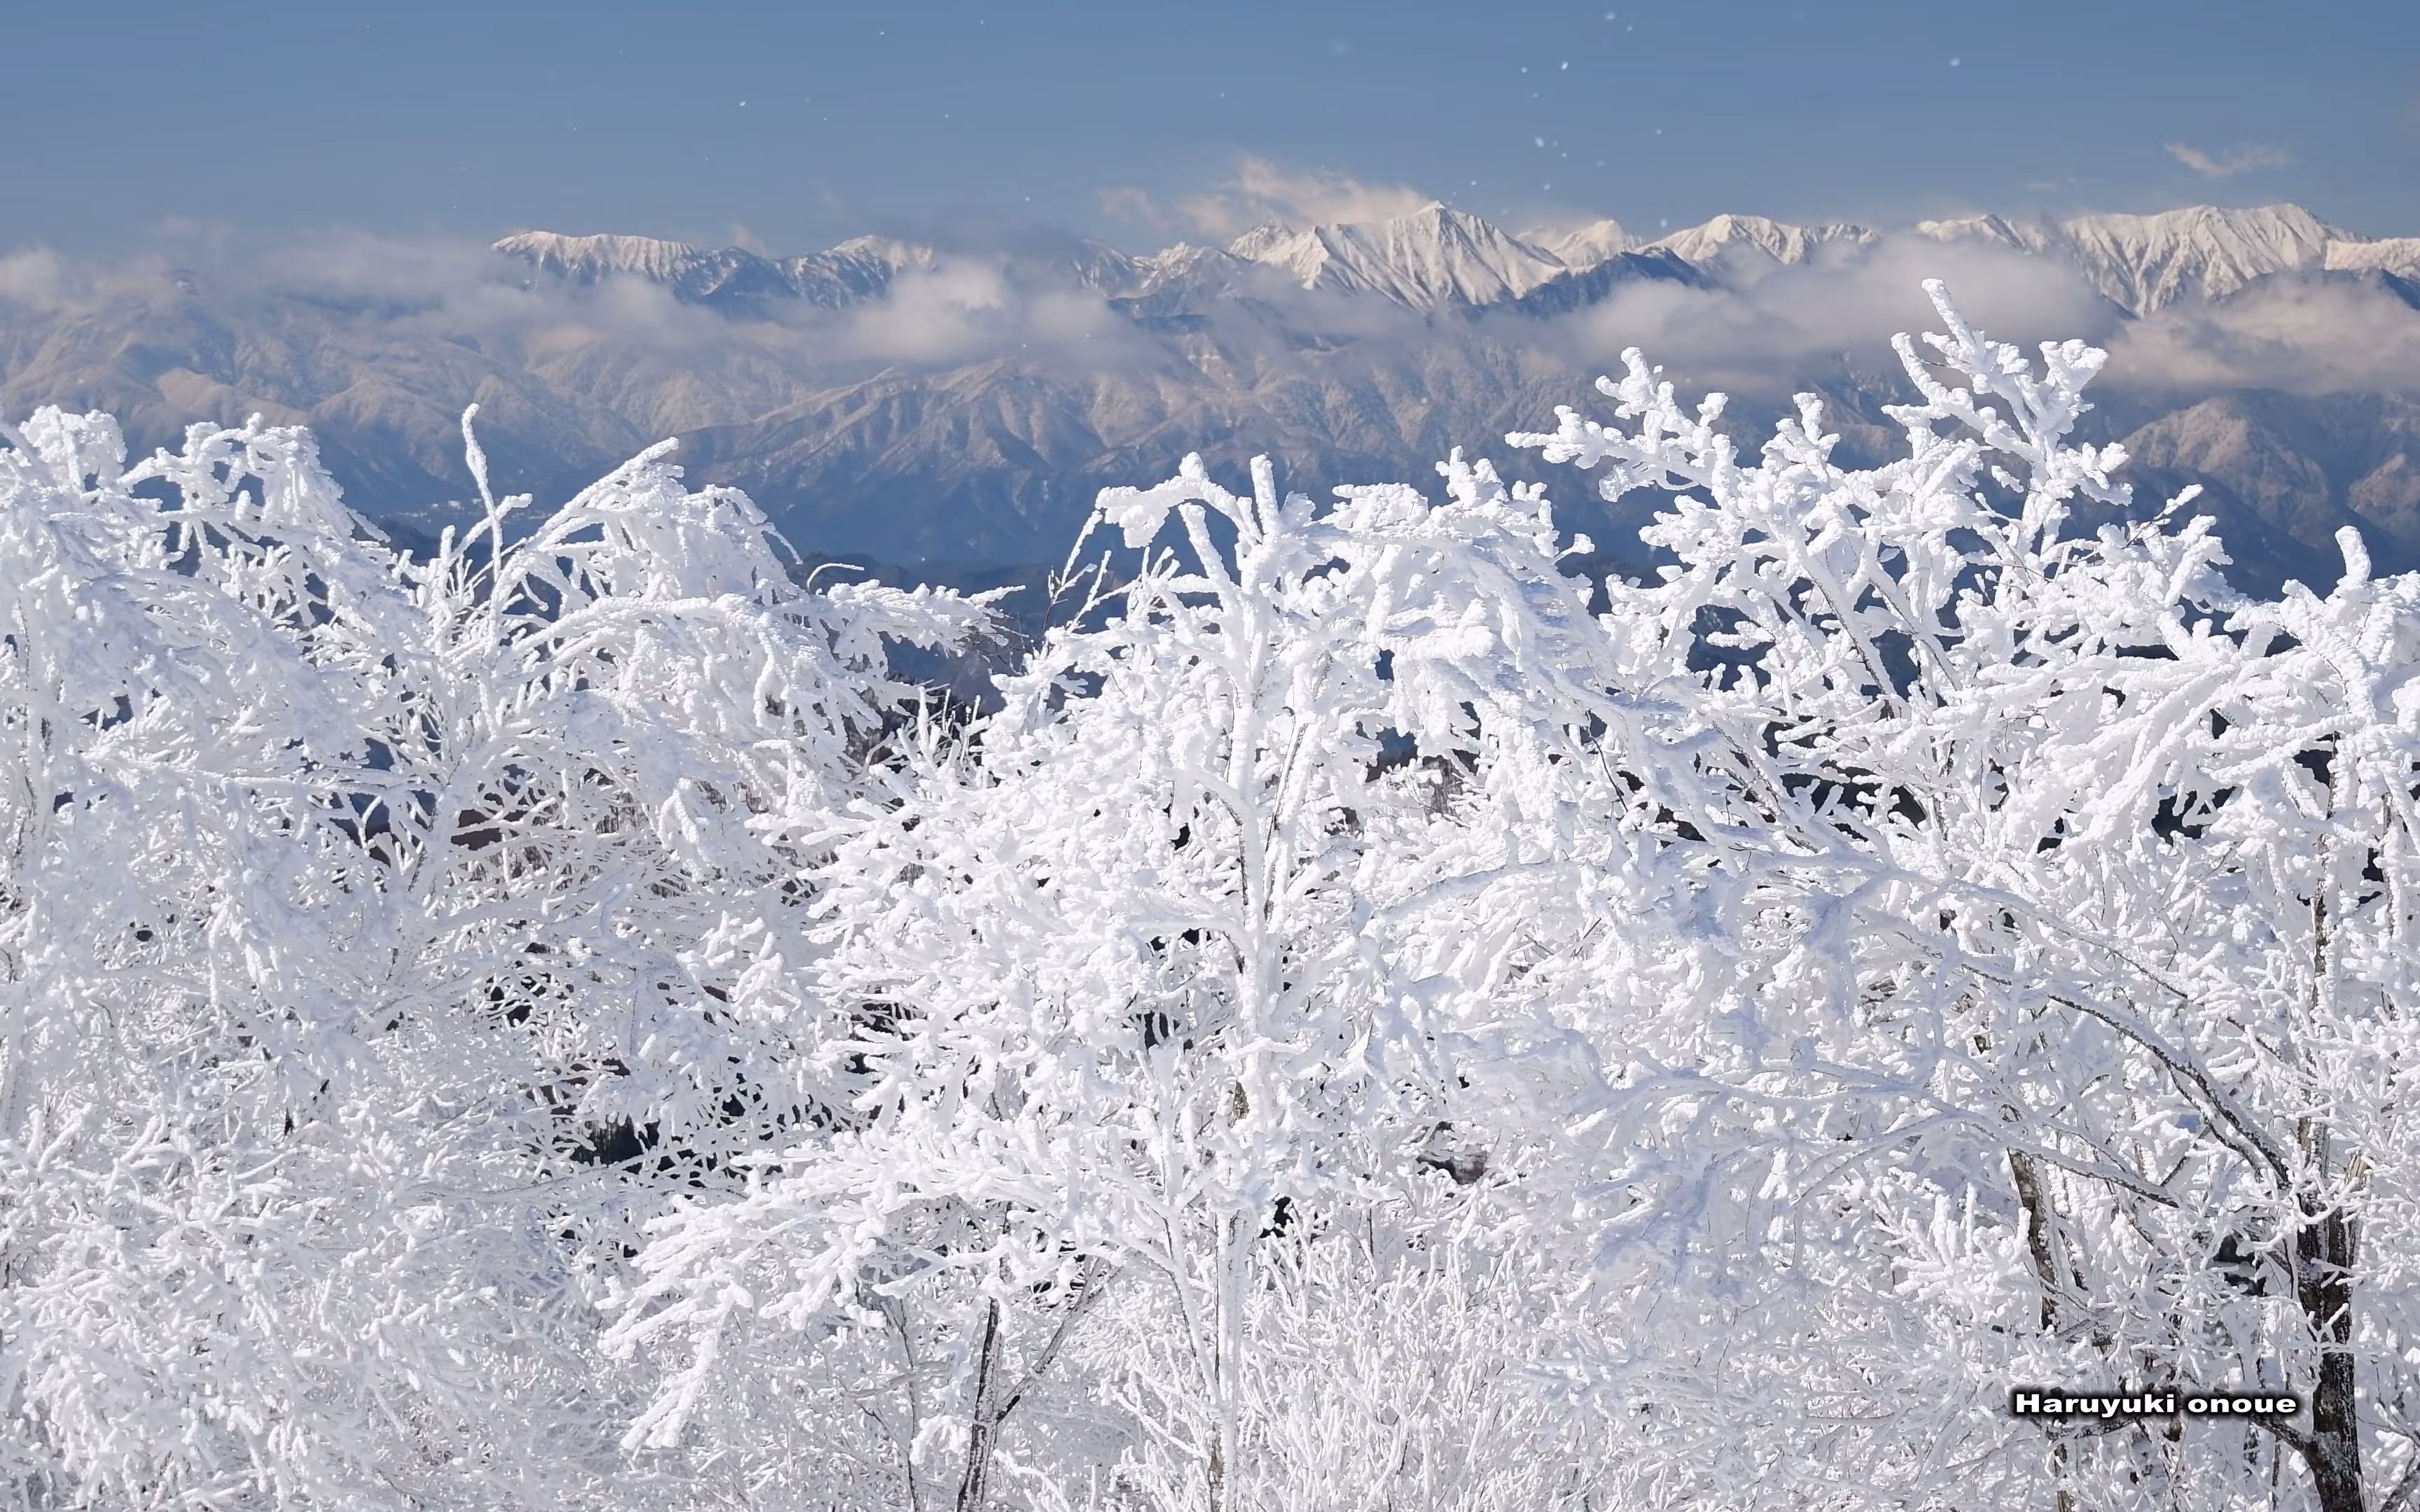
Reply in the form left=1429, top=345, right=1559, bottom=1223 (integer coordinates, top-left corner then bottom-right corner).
left=3, top=202, right=2416, bottom=590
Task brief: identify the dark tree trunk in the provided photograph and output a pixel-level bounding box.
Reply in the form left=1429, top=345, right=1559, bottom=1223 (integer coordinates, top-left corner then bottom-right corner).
left=2010, top=1119, right=2078, bottom=1512
left=2295, top=1204, right=2363, bottom=1512
left=2295, top=750, right=2364, bottom=1512
left=954, top=1299, right=1004, bottom=1512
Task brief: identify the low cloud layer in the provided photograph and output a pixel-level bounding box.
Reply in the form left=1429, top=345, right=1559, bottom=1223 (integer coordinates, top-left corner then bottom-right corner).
left=1505, top=237, right=2420, bottom=407
left=2105, top=276, right=2420, bottom=396
left=8, top=218, right=2416, bottom=407
left=1512, top=235, right=2120, bottom=398
left=0, top=246, right=173, bottom=312
left=835, top=258, right=1154, bottom=367
left=0, top=228, right=1162, bottom=381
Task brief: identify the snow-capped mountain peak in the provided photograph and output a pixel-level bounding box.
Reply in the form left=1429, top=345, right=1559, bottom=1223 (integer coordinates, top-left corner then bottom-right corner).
left=2050, top=202, right=2353, bottom=312
left=1225, top=223, right=1300, bottom=263
left=1225, top=202, right=1569, bottom=307
left=496, top=202, right=2420, bottom=324
left=492, top=230, right=713, bottom=283
left=1644, top=214, right=1877, bottom=269
left=1522, top=217, right=1634, bottom=272
left=497, top=229, right=953, bottom=309
left=493, top=230, right=808, bottom=304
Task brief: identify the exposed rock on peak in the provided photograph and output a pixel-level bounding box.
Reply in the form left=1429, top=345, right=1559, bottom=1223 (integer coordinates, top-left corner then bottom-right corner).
left=1509, top=249, right=1712, bottom=317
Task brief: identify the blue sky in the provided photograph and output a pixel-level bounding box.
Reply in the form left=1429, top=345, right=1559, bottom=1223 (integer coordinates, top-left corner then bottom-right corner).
left=8, top=0, right=2415, bottom=254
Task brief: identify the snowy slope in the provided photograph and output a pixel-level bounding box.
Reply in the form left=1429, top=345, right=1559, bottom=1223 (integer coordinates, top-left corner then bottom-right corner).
left=1905, top=205, right=2398, bottom=314
left=1522, top=218, right=1634, bottom=271
left=496, top=229, right=929, bottom=308
left=1224, top=203, right=1571, bottom=307
left=2049, top=204, right=2351, bottom=312
left=1644, top=214, right=1877, bottom=269
left=493, top=231, right=801, bottom=304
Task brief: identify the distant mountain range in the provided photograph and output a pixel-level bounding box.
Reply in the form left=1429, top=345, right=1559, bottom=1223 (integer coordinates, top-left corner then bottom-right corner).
left=493, top=201, right=2420, bottom=317
left=4, top=200, right=2416, bottom=592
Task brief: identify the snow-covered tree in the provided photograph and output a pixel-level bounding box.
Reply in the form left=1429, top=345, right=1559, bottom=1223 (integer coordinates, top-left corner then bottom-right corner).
left=1483, top=281, right=2420, bottom=1512
left=606, top=447, right=1633, bottom=1510
left=1069, top=1200, right=1622, bottom=1512
left=0, top=407, right=982, bottom=1509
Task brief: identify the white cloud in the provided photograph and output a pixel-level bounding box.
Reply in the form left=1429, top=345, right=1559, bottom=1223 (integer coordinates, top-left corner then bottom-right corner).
left=1173, top=156, right=1436, bottom=238
left=3, top=227, right=1173, bottom=385
left=2108, top=278, right=2420, bottom=396
left=0, top=245, right=182, bottom=313
left=1530, top=233, right=2119, bottom=395
left=1516, top=228, right=2420, bottom=411
left=1097, top=186, right=1163, bottom=228
left=838, top=260, right=1016, bottom=364
left=2164, top=141, right=2295, bottom=178
left=0, top=248, right=74, bottom=309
